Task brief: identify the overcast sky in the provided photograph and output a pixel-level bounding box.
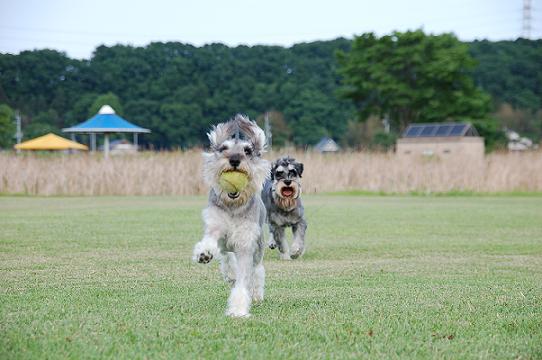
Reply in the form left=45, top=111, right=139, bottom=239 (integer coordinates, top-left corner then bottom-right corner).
left=0, top=0, right=540, bottom=59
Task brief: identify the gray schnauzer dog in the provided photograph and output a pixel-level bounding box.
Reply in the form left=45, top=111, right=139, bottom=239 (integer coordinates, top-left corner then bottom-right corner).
left=262, top=156, right=307, bottom=260
left=192, top=114, right=270, bottom=317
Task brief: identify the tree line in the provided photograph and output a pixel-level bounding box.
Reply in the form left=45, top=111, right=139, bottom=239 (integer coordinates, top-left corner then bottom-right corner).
left=0, top=32, right=540, bottom=150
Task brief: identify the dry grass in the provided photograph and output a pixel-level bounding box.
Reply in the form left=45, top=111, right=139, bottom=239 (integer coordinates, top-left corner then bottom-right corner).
left=1, top=150, right=542, bottom=195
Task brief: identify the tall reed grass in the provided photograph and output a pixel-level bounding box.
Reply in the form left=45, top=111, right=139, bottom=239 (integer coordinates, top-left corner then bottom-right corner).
left=1, top=150, right=541, bottom=196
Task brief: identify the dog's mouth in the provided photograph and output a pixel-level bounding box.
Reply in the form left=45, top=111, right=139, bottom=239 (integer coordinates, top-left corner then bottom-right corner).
left=224, top=168, right=248, bottom=176
left=280, top=187, right=295, bottom=198
left=227, top=192, right=240, bottom=199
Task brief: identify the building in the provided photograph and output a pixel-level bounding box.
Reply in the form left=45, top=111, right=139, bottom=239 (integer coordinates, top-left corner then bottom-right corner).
left=14, top=133, right=88, bottom=152
left=505, top=129, right=538, bottom=151
left=315, top=137, right=340, bottom=153
left=62, top=105, right=150, bottom=158
left=98, top=139, right=138, bottom=155
left=396, top=123, right=484, bottom=159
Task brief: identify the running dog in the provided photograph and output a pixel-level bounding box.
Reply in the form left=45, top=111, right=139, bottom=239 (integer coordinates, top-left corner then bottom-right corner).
left=192, top=114, right=270, bottom=317
left=262, top=156, right=307, bottom=260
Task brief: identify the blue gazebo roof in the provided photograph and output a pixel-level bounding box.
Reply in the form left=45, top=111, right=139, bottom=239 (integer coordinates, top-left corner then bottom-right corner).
left=63, top=105, right=150, bottom=134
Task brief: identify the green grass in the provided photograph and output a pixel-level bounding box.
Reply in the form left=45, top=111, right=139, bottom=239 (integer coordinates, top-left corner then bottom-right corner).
left=1, top=195, right=541, bottom=359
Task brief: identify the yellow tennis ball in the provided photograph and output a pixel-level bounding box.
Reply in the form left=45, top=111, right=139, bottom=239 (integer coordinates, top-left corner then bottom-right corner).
left=219, top=171, right=249, bottom=193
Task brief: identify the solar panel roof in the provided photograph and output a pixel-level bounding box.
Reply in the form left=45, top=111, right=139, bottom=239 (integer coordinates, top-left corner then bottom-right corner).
left=401, top=123, right=477, bottom=138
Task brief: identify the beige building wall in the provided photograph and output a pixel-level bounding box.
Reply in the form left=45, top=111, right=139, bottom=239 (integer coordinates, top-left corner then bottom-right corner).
left=396, top=137, right=485, bottom=160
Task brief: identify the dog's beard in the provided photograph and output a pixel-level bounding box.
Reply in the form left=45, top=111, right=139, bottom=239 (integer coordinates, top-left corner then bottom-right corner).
left=203, top=152, right=270, bottom=208
left=273, top=181, right=300, bottom=210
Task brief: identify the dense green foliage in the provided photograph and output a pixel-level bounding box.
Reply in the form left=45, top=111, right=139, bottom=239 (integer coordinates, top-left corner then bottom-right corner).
left=469, top=39, right=542, bottom=110
left=0, top=103, right=15, bottom=147
left=1, top=195, right=541, bottom=358
left=337, top=31, right=492, bottom=129
left=0, top=40, right=354, bottom=149
left=0, top=36, right=540, bottom=149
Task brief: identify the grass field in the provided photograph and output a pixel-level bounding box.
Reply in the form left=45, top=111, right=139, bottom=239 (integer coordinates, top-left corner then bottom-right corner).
left=1, top=195, right=541, bottom=359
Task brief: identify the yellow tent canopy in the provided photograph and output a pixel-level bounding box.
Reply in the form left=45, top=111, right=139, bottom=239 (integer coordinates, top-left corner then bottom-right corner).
left=14, top=133, right=88, bottom=151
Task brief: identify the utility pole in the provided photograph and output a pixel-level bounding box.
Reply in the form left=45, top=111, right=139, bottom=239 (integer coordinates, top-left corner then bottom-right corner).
left=15, top=111, right=22, bottom=153
left=264, top=112, right=272, bottom=150
left=382, top=115, right=390, bottom=134
left=522, top=0, right=532, bottom=39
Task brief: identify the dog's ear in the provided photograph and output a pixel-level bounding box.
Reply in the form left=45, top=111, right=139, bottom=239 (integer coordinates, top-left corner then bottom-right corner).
left=207, top=120, right=236, bottom=150
left=270, top=161, right=277, bottom=180
left=295, top=162, right=304, bottom=178
left=236, top=114, right=266, bottom=156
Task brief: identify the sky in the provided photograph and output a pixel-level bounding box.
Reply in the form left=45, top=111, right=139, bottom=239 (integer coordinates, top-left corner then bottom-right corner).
left=0, top=0, right=540, bottom=59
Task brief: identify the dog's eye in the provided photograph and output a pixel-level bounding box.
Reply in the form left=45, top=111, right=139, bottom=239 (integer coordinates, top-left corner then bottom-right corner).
left=275, top=170, right=284, bottom=177
left=218, top=145, right=228, bottom=152
left=244, top=147, right=252, bottom=156
left=289, top=170, right=297, bottom=177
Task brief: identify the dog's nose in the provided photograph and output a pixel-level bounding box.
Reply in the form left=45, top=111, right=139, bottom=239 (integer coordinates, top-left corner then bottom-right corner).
left=284, top=180, right=292, bottom=186
left=229, top=154, right=241, bottom=168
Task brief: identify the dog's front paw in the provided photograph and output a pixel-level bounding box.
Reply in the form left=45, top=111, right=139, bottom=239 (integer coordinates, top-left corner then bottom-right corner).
left=196, top=251, right=213, bottom=264
left=268, top=239, right=277, bottom=250
left=192, top=242, right=217, bottom=264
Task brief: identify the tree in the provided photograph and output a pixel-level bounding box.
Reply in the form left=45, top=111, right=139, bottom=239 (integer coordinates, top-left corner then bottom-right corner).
left=0, top=104, right=15, bottom=148
left=469, top=39, right=542, bottom=110
left=337, top=30, right=492, bottom=130
left=284, top=89, right=346, bottom=145
left=256, top=111, right=292, bottom=147
left=158, top=103, right=205, bottom=148
left=24, top=109, right=60, bottom=140
left=0, top=38, right=539, bottom=149
left=89, top=92, right=124, bottom=116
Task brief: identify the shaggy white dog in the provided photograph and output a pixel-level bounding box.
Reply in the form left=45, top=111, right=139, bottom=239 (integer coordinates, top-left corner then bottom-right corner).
left=192, top=114, right=269, bottom=317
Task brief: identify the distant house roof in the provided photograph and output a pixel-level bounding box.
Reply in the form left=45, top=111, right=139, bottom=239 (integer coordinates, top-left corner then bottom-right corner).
left=315, top=137, right=340, bottom=152
left=402, top=123, right=479, bottom=138
left=14, top=133, right=88, bottom=151
left=63, top=105, right=150, bottom=134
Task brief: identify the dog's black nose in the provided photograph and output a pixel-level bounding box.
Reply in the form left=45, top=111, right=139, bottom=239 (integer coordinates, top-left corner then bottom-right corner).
left=229, top=154, right=241, bottom=168
left=284, top=180, right=292, bottom=186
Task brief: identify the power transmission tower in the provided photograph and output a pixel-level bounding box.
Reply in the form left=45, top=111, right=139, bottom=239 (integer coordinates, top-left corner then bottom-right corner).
left=522, top=0, right=532, bottom=39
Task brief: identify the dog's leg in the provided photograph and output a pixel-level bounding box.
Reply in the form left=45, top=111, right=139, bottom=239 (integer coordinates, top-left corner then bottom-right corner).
left=193, top=224, right=221, bottom=264
left=272, top=226, right=290, bottom=260
left=220, top=252, right=237, bottom=286
left=251, top=233, right=265, bottom=303
left=226, top=250, right=253, bottom=317
left=268, top=223, right=277, bottom=250
left=290, top=219, right=307, bottom=259
left=252, top=262, right=265, bottom=303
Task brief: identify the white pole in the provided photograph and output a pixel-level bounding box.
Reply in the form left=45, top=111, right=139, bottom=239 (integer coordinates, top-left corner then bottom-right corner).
left=91, top=133, right=96, bottom=152
left=134, top=133, right=138, bottom=151
left=104, top=133, right=109, bottom=158
left=15, top=111, right=22, bottom=154
left=70, top=134, right=76, bottom=155
left=264, top=112, right=272, bottom=150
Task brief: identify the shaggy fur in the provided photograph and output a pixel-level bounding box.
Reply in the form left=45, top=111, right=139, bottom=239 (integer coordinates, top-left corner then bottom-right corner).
left=193, top=114, right=270, bottom=317
left=262, top=156, right=307, bottom=260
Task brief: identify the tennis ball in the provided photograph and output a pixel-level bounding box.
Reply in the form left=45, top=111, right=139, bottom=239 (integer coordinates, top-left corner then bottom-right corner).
left=219, top=171, right=249, bottom=193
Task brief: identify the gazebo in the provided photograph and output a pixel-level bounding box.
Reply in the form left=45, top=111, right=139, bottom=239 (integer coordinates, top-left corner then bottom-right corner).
left=14, top=133, right=88, bottom=151
left=62, top=105, right=150, bottom=157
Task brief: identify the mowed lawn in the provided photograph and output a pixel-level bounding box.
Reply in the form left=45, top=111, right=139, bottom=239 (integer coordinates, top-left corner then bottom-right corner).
left=1, top=195, right=541, bottom=359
